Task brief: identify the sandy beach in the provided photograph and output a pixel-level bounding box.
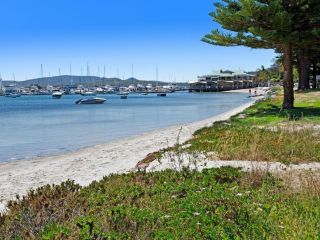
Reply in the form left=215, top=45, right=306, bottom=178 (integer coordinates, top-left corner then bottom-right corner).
left=0, top=89, right=264, bottom=212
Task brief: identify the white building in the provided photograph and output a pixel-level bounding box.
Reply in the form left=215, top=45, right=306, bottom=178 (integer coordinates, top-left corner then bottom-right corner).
left=189, top=70, right=256, bottom=92
left=0, top=78, right=4, bottom=95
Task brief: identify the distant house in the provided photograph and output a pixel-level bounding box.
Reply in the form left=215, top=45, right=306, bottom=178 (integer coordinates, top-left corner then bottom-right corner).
left=0, top=79, right=4, bottom=95
left=189, top=70, right=256, bottom=92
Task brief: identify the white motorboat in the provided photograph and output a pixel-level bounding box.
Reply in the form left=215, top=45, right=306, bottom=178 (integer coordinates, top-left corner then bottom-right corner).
left=5, top=93, right=21, bottom=98
left=118, top=91, right=129, bottom=99
left=81, top=91, right=96, bottom=96
left=75, top=97, right=106, bottom=104
left=117, top=91, right=129, bottom=96
left=52, top=91, right=63, bottom=99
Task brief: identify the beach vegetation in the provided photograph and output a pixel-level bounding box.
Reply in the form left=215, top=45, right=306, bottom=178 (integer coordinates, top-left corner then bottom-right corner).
left=1, top=167, right=320, bottom=239
left=186, top=89, right=320, bottom=164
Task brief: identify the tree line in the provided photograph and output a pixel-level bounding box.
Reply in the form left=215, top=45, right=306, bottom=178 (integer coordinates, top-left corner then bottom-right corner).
left=203, top=0, right=320, bottom=109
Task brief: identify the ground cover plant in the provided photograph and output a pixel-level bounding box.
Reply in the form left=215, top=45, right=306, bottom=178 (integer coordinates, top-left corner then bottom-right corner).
left=1, top=167, right=320, bottom=239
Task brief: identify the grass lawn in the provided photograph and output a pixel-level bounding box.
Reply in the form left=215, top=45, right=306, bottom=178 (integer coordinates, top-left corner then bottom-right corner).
left=187, top=89, right=320, bottom=164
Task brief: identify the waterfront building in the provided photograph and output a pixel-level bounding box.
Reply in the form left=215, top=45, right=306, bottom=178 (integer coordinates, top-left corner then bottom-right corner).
left=189, top=70, right=256, bottom=92
left=0, top=78, right=3, bottom=95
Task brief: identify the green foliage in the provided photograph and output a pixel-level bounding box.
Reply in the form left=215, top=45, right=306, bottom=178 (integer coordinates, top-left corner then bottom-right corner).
left=1, top=167, right=320, bottom=239
left=40, top=224, right=71, bottom=240
left=189, top=90, right=320, bottom=164
left=203, top=0, right=320, bottom=108
left=204, top=0, right=320, bottom=49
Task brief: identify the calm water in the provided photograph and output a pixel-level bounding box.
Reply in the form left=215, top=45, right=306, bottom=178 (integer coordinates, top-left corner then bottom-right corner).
left=0, top=92, right=250, bottom=162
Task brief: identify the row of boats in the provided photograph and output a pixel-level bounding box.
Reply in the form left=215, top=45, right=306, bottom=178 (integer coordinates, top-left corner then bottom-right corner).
left=3, top=89, right=168, bottom=104
left=60, top=91, right=167, bottom=105
left=75, top=93, right=167, bottom=105
left=76, top=91, right=168, bottom=104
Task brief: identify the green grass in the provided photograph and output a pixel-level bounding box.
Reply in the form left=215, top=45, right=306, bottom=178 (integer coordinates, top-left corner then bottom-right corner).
left=187, top=89, right=320, bottom=164
left=231, top=90, right=320, bottom=126
left=189, top=123, right=320, bottom=164
left=1, top=168, right=320, bottom=239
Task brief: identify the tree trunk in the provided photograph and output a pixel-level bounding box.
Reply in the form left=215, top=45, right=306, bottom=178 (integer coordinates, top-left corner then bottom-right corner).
left=282, top=44, right=294, bottom=109
left=312, top=61, right=317, bottom=89
left=297, top=49, right=310, bottom=90
left=297, top=56, right=302, bottom=89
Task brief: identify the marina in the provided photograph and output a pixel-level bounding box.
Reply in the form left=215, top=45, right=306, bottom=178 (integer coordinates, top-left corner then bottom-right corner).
left=0, top=76, right=184, bottom=97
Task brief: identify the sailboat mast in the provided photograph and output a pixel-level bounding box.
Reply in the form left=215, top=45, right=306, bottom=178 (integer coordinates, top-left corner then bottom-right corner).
left=98, top=66, right=101, bottom=87
left=70, top=63, right=73, bottom=86
left=103, top=65, right=106, bottom=86
left=40, top=64, right=44, bottom=88
left=156, top=65, right=159, bottom=87
left=80, top=66, right=83, bottom=86
left=87, top=62, right=91, bottom=88
left=13, top=73, right=16, bottom=91
left=131, top=63, right=134, bottom=85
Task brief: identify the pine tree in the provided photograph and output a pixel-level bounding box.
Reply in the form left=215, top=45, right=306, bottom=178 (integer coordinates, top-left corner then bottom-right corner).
left=203, top=0, right=320, bottom=109
left=297, top=48, right=310, bottom=90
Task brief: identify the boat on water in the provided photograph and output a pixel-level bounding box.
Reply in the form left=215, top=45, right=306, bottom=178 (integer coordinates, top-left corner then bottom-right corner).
left=141, top=92, right=148, bottom=96
left=4, top=83, right=21, bottom=98
left=157, top=93, right=167, bottom=97
left=5, top=93, right=21, bottom=98
left=117, top=91, right=130, bottom=96
left=75, top=97, right=106, bottom=105
left=118, top=90, right=129, bottom=99
left=52, top=91, right=63, bottom=99
left=81, top=91, right=96, bottom=96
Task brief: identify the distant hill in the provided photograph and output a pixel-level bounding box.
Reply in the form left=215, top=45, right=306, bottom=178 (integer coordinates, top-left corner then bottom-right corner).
left=2, top=76, right=187, bottom=88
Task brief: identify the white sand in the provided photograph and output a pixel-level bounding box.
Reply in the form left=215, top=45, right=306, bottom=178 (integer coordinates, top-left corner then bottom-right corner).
left=0, top=89, right=266, bottom=212
left=146, top=152, right=320, bottom=173
left=225, top=87, right=271, bottom=94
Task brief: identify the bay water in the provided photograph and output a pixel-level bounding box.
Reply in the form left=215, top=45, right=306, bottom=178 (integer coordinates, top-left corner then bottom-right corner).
left=0, top=92, right=250, bottom=162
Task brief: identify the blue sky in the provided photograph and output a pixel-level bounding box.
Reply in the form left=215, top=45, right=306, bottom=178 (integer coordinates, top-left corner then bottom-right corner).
left=0, top=0, right=275, bottom=82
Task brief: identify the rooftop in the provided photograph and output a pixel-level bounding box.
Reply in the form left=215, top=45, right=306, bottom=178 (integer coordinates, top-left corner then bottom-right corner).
left=201, top=70, right=255, bottom=77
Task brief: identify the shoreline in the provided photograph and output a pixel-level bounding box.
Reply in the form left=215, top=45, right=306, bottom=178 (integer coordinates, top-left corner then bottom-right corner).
left=0, top=89, right=261, bottom=212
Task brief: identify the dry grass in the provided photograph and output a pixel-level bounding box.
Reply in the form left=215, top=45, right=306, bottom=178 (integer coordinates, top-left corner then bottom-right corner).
left=189, top=124, right=320, bottom=164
